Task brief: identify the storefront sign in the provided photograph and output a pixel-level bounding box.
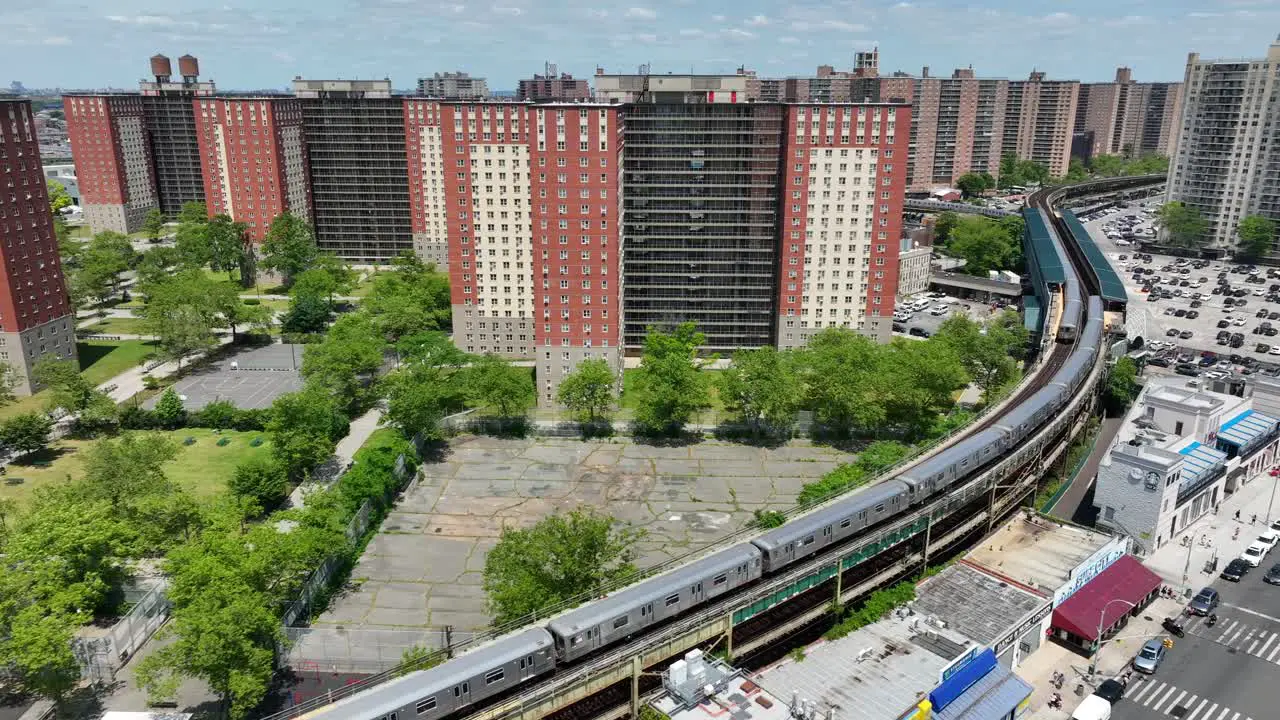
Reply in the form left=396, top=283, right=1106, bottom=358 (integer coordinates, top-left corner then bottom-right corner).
left=1053, top=536, right=1129, bottom=606
left=994, top=601, right=1053, bottom=655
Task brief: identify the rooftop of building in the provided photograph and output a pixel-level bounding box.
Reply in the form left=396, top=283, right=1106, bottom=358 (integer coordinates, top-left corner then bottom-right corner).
left=654, top=657, right=793, bottom=720
left=1111, top=376, right=1250, bottom=453
left=752, top=614, right=970, bottom=720
left=965, top=515, right=1112, bottom=598
left=911, top=562, right=1046, bottom=646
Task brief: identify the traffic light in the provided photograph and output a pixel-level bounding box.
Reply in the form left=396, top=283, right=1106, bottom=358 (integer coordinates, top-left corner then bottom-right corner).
left=1162, top=638, right=1175, bottom=649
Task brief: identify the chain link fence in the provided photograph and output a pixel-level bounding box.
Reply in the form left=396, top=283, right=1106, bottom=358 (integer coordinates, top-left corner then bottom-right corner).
left=72, top=580, right=171, bottom=684
left=282, top=626, right=478, bottom=675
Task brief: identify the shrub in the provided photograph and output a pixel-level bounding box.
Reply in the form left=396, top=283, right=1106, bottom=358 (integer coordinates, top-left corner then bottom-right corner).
left=250, top=437, right=264, bottom=447
left=154, top=388, right=187, bottom=429
left=243, top=298, right=262, bottom=306
left=192, top=400, right=238, bottom=429
left=216, top=437, right=231, bottom=447
left=119, top=405, right=159, bottom=430
left=228, top=456, right=290, bottom=511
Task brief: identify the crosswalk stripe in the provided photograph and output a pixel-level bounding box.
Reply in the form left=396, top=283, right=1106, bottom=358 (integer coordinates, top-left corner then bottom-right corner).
left=1230, top=712, right=1240, bottom=720
left=1190, top=700, right=1214, bottom=720
left=1128, top=680, right=1153, bottom=703
left=1134, top=680, right=1163, bottom=704
left=1180, top=694, right=1200, bottom=714
left=1227, top=626, right=1246, bottom=645
left=1269, top=642, right=1280, bottom=662
left=1215, top=707, right=1230, bottom=720
left=1152, top=686, right=1181, bottom=712
left=1187, top=615, right=1202, bottom=632
left=1218, top=619, right=1238, bottom=642
left=1258, top=632, right=1277, bottom=657
left=1249, top=631, right=1265, bottom=653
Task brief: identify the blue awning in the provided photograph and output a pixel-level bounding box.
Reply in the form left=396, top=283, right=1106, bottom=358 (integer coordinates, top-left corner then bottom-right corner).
left=934, top=662, right=1033, bottom=720
left=1177, top=441, right=1227, bottom=492
left=1217, top=410, right=1280, bottom=449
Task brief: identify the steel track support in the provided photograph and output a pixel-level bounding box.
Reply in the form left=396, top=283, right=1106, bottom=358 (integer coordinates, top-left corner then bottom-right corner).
left=724, top=615, right=734, bottom=661
left=629, top=655, right=641, bottom=720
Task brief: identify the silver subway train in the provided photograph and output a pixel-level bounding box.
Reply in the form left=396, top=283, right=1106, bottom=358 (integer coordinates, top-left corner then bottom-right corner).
left=300, top=299, right=1106, bottom=720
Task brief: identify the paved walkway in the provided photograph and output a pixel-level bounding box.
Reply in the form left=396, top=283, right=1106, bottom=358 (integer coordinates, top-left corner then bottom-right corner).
left=1048, top=415, right=1124, bottom=522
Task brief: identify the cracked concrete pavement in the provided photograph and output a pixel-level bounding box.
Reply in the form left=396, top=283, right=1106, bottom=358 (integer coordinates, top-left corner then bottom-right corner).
left=291, top=435, right=851, bottom=671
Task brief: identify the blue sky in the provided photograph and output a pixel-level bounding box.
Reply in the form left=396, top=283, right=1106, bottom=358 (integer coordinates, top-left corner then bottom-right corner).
left=6, top=0, right=1280, bottom=90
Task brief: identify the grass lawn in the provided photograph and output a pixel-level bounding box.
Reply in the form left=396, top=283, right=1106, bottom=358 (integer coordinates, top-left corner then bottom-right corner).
left=347, top=273, right=383, bottom=298
left=0, top=340, right=158, bottom=421
left=81, top=316, right=150, bottom=336
left=0, top=429, right=272, bottom=507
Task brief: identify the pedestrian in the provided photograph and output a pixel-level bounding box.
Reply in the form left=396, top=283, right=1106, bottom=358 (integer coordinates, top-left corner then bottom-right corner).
left=1253, top=514, right=1258, bottom=524
left=1236, top=509, right=1241, bottom=521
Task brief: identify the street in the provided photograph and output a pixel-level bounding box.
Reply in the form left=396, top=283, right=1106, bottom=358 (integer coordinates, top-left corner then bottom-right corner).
left=1111, top=548, right=1280, bottom=720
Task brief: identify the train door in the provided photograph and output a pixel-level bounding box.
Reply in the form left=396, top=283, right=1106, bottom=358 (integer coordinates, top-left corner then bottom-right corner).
left=453, top=681, right=472, bottom=708
left=691, top=581, right=704, bottom=604
left=518, top=654, right=538, bottom=680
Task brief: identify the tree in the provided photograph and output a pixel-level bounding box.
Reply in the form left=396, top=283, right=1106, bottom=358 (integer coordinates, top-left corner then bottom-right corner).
left=382, top=334, right=470, bottom=438
left=801, top=328, right=887, bottom=436
left=1063, top=158, right=1089, bottom=183
left=0, top=364, right=17, bottom=408
left=54, top=215, right=83, bottom=267
left=482, top=507, right=641, bottom=625
left=153, top=388, right=187, bottom=429
left=1237, top=215, right=1277, bottom=260
left=1090, top=154, right=1126, bottom=178
left=556, top=358, right=616, bottom=423
left=4, top=608, right=82, bottom=704
left=260, top=212, right=318, bottom=287
left=631, top=323, right=711, bottom=434
left=1157, top=201, right=1209, bottom=248
left=177, top=201, right=209, bottom=225
left=461, top=354, right=535, bottom=418
left=136, top=245, right=181, bottom=293
left=0, top=413, right=54, bottom=458
left=361, top=253, right=452, bottom=339
left=206, top=214, right=250, bottom=282
left=881, top=340, right=968, bottom=435
left=947, top=216, right=1019, bottom=276
left=32, top=357, right=97, bottom=414
left=719, top=346, right=802, bottom=431
left=143, top=208, right=167, bottom=242
left=77, top=230, right=136, bottom=302
left=955, top=172, right=993, bottom=198
left=267, top=386, right=347, bottom=481
left=228, top=456, right=289, bottom=511
left=1104, top=356, right=1141, bottom=415
left=174, top=206, right=211, bottom=269
left=46, top=179, right=72, bottom=213
left=148, top=304, right=217, bottom=369
left=935, top=310, right=1029, bottom=400
left=933, top=211, right=959, bottom=243
left=280, top=292, right=330, bottom=334
left=301, top=314, right=386, bottom=410
left=80, top=432, right=179, bottom=512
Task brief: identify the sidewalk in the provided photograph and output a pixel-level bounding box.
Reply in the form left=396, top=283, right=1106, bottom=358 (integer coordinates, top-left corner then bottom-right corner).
left=1017, top=596, right=1186, bottom=719
left=1143, top=470, right=1280, bottom=592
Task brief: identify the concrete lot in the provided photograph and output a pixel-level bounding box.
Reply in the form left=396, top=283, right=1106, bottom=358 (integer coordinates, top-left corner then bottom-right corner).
left=294, top=435, right=852, bottom=669
left=146, top=344, right=304, bottom=410
left=1084, top=206, right=1280, bottom=378
left=892, top=293, right=1001, bottom=339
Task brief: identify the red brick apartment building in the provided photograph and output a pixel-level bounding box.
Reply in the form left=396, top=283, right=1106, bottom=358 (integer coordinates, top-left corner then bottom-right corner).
left=63, top=93, right=159, bottom=234
left=0, top=99, right=77, bottom=394
left=193, top=97, right=312, bottom=241
left=403, top=100, right=625, bottom=404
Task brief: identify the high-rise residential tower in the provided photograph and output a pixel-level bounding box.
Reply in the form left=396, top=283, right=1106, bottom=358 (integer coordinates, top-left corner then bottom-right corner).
left=1074, top=67, right=1183, bottom=160
left=139, top=54, right=216, bottom=215
left=292, top=79, right=413, bottom=261
left=0, top=99, right=78, bottom=394
left=1166, top=37, right=1280, bottom=250
left=417, top=72, right=490, bottom=100
left=517, top=65, right=591, bottom=102
left=64, top=93, right=158, bottom=233
left=901, top=68, right=1008, bottom=190
left=1002, top=71, right=1080, bottom=179
left=193, top=97, right=312, bottom=241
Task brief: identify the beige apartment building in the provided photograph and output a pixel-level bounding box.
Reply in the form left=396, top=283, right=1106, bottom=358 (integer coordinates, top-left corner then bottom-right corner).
left=1166, top=37, right=1280, bottom=251
left=1002, top=71, right=1079, bottom=180
left=1075, top=67, right=1183, bottom=161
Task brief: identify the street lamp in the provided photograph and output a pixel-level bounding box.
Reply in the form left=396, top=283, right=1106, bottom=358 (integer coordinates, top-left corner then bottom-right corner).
left=1181, top=531, right=1213, bottom=585
left=1267, top=469, right=1279, bottom=525
left=1089, top=598, right=1138, bottom=678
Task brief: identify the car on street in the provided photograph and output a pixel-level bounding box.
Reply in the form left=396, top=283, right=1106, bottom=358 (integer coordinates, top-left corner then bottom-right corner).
left=1241, top=541, right=1270, bottom=567
left=1222, top=558, right=1250, bottom=581
left=1265, top=562, right=1280, bottom=586
left=1257, top=530, right=1279, bottom=552
left=1132, top=638, right=1167, bottom=674
left=1093, top=679, right=1127, bottom=704
left=1189, top=587, right=1219, bottom=615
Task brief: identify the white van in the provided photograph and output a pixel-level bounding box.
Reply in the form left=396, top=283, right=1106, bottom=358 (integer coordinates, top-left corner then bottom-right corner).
left=1071, top=695, right=1112, bottom=720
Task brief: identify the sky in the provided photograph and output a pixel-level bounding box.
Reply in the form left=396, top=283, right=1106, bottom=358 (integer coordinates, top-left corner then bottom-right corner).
left=5, top=0, right=1280, bottom=91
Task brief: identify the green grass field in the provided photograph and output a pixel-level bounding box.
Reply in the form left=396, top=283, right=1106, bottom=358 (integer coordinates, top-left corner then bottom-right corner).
left=0, top=429, right=272, bottom=507
left=81, top=316, right=150, bottom=336
left=0, top=340, right=158, bottom=421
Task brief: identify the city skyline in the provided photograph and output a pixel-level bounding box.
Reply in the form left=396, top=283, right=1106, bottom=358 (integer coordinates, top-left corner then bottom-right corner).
left=6, top=0, right=1279, bottom=90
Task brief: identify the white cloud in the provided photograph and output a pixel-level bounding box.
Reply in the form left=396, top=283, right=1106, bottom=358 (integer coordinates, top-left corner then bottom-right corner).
left=779, top=35, right=800, bottom=43
left=790, top=19, right=868, bottom=32
left=587, top=8, right=609, bottom=18
left=724, top=28, right=754, bottom=38
left=492, top=5, right=522, bottom=15
left=106, top=14, right=183, bottom=26
left=893, top=1, right=912, bottom=7
left=625, top=7, right=657, bottom=19
left=678, top=28, right=704, bottom=36
left=635, top=32, right=659, bottom=42
left=43, top=35, right=71, bottom=45
left=1039, top=11, right=1076, bottom=25
left=746, top=14, right=769, bottom=26
left=711, top=14, right=725, bottom=22
left=1187, top=11, right=1221, bottom=17
left=1104, top=15, right=1151, bottom=27
left=272, top=50, right=295, bottom=63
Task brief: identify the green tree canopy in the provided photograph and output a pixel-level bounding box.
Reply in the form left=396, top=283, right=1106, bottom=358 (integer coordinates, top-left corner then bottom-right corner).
left=267, top=386, right=347, bottom=481
left=1157, top=201, right=1209, bottom=248
left=46, top=179, right=72, bottom=213
left=719, top=346, right=802, bottom=431
left=461, top=354, right=535, bottom=419
left=801, top=328, right=888, bottom=435
left=280, top=292, right=331, bottom=334
left=556, top=358, right=617, bottom=423
left=381, top=334, right=470, bottom=439
left=1236, top=215, right=1277, bottom=261
left=143, top=208, right=167, bottom=242
left=227, top=456, right=290, bottom=512
left=946, top=216, right=1020, bottom=276
left=955, top=172, right=995, bottom=198
left=935, top=309, right=1029, bottom=400
left=360, top=253, right=452, bottom=340
left=301, top=313, right=386, bottom=410
left=631, top=323, right=711, bottom=435
left=77, top=230, right=136, bottom=303
left=0, top=412, right=54, bottom=458
left=482, top=507, right=641, bottom=625
left=206, top=214, right=250, bottom=282
left=1103, top=356, right=1141, bottom=415
left=260, top=212, right=318, bottom=287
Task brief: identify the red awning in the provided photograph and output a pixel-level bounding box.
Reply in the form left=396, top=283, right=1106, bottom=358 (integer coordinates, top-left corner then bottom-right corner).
left=1051, top=555, right=1162, bottom=642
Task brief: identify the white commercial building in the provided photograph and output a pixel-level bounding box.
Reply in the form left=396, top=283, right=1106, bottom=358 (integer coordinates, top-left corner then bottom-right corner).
left=1166, top=36, right=1280, bottom=251
left=1093, top=375, right=1280, bottom=552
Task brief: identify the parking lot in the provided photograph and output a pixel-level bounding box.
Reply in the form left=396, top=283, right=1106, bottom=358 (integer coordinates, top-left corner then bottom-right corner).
left=891, top=291, right=1003, bottom=339
left=1081, top=203, right=1280, bottom=380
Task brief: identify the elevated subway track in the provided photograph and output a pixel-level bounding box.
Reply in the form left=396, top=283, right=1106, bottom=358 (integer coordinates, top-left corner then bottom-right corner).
left=271, top=175, right=1161, bottom=720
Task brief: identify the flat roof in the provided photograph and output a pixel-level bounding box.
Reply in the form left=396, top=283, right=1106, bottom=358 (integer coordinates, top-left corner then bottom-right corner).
left=965, top=515, right=1112, bottom=598
left=931, top=271, right=1021, bottom=296
left=911, top=563, right=1046, bottom=645
left=1060, top=209, right=1127, bottom=303
left=752, top=615, right=970, bottom=720
left=1022, top=208, right=1067, bottom=286
left=1218, top=409, right=1280, bottom=448
left=656, top=669, right=792, bottom=720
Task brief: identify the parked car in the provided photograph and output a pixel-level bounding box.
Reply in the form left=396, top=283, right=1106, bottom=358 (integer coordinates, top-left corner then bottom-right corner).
left=1241, top=541, right=1270, bottom=567
left=1188, top=587, right=1219, bottom=616
left=1093, top=679, right=1127, bottom=704
left=1265, top=563, right=1280, bottom=586
left=1258, top=530, right=1279, bottom=552
left=1222, top=558, right=1250, bottom=582
left=1132, top=639, right=1167, bottom=674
